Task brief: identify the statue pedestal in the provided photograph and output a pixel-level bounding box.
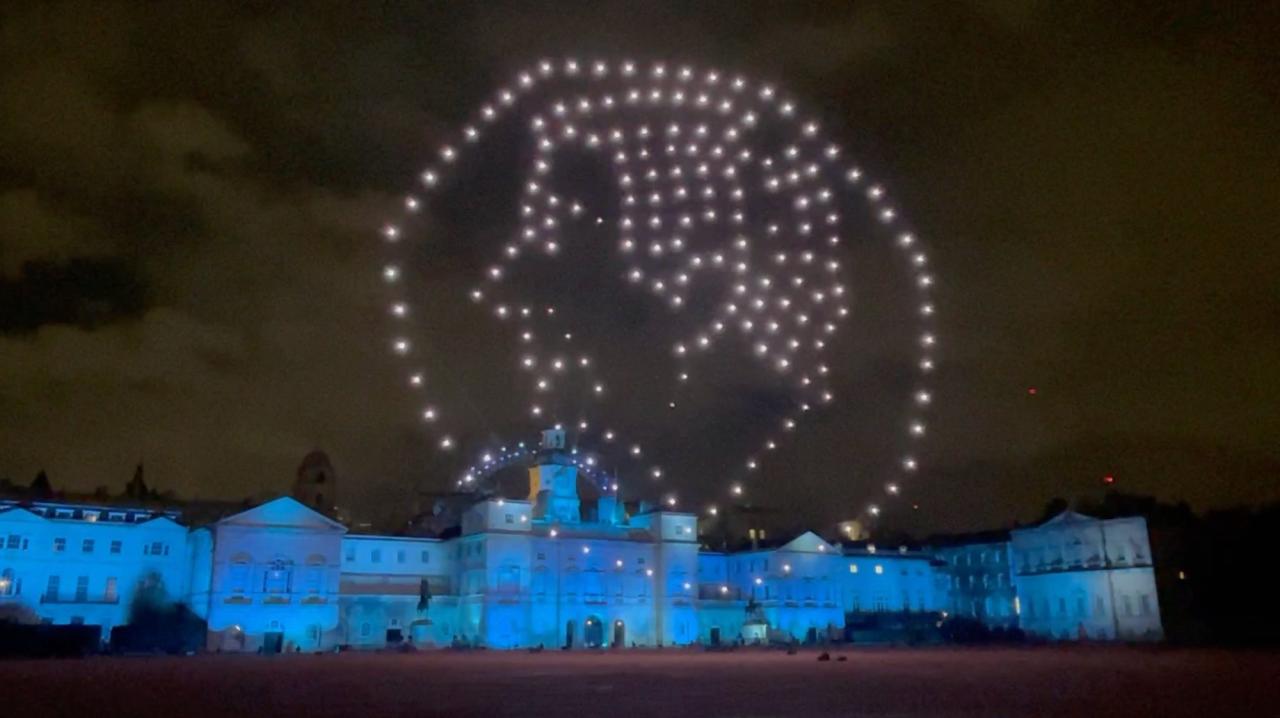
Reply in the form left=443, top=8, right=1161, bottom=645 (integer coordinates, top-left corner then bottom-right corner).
left=410, top=620, right=434, bottom=648
left=741, top=621, right=768, bottom=645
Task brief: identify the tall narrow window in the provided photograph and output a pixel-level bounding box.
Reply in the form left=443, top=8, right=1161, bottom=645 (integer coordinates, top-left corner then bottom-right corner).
left=305, top=568, right=323, bottom=594
left=263, top=559, right=292, bottom=594
left=0, top=569, right=16, bottom=596
left=75, top=576, right=89, bottom=602
left=229, top=556, right=251, bottom=594
left=45, top=575, right=60, bottom=600
left=104, top=577, right=118, bottom=602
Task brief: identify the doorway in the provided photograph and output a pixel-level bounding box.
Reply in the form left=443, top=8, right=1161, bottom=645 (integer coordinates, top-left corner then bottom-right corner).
left=709, top=626, right=721, bottom=646
left=564, top=620, right=575, bottom=649
left=584, top=616, right=604, bottom=648
left=262, top=631, right=284, bottom=654
left=612, top=620, right=625, bottom=648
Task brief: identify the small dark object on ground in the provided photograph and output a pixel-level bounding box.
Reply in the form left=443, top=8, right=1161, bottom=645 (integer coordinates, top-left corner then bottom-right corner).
left=837, top=655, right=848, bottom=662
left=817, top=651, right=830, bottom=661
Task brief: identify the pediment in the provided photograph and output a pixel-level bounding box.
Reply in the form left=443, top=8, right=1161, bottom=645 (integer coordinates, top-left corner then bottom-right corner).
left=217, top=496, right=346, bottom=533
left=1040, top=510, right=1095, bottom=526
left=778, top=530, right=837, bottom=554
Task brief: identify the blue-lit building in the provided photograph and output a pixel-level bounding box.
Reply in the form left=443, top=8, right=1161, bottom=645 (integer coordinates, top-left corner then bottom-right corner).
left=0, top=441, right=1163, bottom=650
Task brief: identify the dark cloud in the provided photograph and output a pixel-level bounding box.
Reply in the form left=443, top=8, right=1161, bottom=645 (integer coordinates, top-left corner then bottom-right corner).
left=0, top=257, right=148, bottom=333
left=0, top=1, right=1276, bottom=531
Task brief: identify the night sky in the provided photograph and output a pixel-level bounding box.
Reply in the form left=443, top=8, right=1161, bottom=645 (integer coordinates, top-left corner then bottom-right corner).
left=2, top=2, right=1277, bottom=534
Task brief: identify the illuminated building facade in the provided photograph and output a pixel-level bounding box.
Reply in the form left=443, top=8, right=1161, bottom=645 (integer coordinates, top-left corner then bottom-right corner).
left=1009, top=511, right=1163, bottom=641
left=0, top=463, right=1162, bottom=649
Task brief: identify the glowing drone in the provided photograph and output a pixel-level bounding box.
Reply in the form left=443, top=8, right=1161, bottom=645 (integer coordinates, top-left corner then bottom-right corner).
left=379, top=59, right=937, bottom=519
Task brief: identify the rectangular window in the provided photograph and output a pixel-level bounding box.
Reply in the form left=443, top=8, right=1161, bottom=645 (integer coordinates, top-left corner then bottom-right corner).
left=53, top=537, right=66, bottom=552
left=874, top=565, right=884, bottom=575
left=305, top=568, right=323, bottom=594
left=147, top=541, right=163, bottom=556
left=82, top=539, right=94, bottom=553
left=104, top=577, right=118, bottom=602
left=504, top=513, right=514, bottom=524
left=45, top=575, right=60, bottom=600
left=497, top=566, right=519, bottom=592
left=421, top=550, right=430, bottom=563
left=344, top=546, right=354, bottom=562
left=5, top=535, right=20, bottom=549
left=397, top=550, right=406, bottom=564
left=1140, top=594, right=1152, bottom=616
left=849, top=563, right=858, bottom=573
left=110, top=540, right=122, bottom=554
left=229, top=564, right=250, bottom=593
left=75, top=576, right=89, bottom=602
left=264, top=565, right=290, bottom=594
left=371, top=549, right=381, bottom=564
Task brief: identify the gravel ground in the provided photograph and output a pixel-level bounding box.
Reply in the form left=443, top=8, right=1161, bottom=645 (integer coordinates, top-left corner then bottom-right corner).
left=4, top=646, right=1278, bottom=717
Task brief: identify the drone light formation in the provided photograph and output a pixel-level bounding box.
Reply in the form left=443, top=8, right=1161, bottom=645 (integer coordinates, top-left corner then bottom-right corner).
left=379, top=58, right=937, bottom=520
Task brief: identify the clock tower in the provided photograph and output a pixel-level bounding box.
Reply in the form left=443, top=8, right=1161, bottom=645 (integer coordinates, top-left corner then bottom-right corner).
left=527, top=428, right=581, bottom=523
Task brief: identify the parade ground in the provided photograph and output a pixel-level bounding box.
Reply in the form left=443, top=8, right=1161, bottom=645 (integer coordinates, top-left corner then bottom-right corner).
left=5, top=646, right=1278, bottom=717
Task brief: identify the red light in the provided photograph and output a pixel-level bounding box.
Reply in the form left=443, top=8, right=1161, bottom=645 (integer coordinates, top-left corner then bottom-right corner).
left=1027, top=387, right=1038, bottom=396
left=1103, top=475, right=1115, bottom=485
